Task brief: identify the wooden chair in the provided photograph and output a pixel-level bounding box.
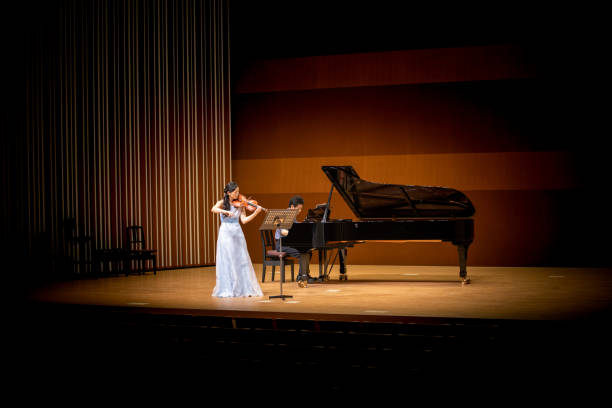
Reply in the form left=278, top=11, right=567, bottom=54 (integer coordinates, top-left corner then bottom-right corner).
left=93, top=248, right=128, bottom=276
left=61, top=217, right=93, bottom=275
left=260, top=230, right=294, bottom=283
left=125, top=226, right=157, bottom=275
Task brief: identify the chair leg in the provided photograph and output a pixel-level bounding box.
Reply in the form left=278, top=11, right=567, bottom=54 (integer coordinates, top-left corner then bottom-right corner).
left=290, top=263, right=295, bottom=282
left=262, top=263, right=267, bottom=282
left=124, top=258, right=130, bottom=276
left=271, top=265, right=275, bottom=282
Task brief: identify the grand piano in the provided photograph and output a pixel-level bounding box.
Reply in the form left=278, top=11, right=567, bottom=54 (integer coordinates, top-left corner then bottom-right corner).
left=282, top=166, right=475, bottom=284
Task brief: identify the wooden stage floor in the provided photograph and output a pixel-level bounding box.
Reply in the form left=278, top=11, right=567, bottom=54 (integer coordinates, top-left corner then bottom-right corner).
left=20, top=264, right=612, bottom=399
left=25, top=264, right=612, bottom=322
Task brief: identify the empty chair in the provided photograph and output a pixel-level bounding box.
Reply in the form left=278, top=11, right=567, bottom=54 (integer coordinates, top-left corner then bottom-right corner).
left=125, top=225, right=157, bottom=275
left=61, top=217, right=93, bottom=275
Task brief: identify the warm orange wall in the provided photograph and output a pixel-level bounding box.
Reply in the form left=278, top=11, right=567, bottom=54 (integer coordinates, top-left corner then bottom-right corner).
left=231, top=46, right=602, bottom=267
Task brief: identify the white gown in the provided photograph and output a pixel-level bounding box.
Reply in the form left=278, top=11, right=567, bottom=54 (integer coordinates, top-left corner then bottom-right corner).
left=212, top=206, right=264, bottom=297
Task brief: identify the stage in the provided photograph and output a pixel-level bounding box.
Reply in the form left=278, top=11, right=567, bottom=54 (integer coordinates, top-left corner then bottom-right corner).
left=24, top=264, right=612, bottom=322
left=19, top=264, right=612, bottom=397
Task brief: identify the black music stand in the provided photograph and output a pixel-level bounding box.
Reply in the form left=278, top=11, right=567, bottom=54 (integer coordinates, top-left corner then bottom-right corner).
left=259, top=208, right=300, bottom=300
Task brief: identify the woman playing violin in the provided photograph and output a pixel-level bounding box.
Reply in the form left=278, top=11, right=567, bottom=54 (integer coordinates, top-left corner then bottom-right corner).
left=210, top=181, right=264, bottom=297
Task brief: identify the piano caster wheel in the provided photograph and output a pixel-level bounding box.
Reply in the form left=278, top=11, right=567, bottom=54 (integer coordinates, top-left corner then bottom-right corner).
left=339, top=275, right=347, bottom=281
left=461, top=277, right=471, bottom=285
left=298, top=280, right=307, bottom=288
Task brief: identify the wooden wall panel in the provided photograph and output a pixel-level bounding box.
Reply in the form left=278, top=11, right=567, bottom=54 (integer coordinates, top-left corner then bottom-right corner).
left=232, top=79, right=565, bottom=160
left=235, top=45, right=536, bottom=93
left=231, top=45, right=601, bottom=267
left=233, top=152, right=578, bottom=194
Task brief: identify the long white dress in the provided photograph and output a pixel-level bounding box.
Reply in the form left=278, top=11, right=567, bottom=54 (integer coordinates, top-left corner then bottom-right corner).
left=212, top=206, right=264, bottom=297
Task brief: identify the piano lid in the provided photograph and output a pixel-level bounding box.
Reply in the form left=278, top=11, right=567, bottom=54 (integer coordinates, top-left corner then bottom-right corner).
left=321, top=166, right=475, bottom=220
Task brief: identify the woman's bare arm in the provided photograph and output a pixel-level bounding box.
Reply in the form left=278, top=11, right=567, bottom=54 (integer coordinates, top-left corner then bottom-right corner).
left=211, top=200, right=232, bottom=216
left=240, top=206, right=262, bottom=224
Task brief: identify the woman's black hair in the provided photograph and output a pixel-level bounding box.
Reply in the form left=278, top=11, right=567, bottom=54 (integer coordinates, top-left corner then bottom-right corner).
left=223, top=181, right=239, bottom=211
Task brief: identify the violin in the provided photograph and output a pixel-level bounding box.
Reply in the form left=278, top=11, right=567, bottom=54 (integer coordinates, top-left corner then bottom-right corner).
left=232, top=194, right=267, bottom=212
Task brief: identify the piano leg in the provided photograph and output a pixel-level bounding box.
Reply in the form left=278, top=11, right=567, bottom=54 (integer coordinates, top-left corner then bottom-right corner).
left=318, top=248, right=325, bottom=279
left=317, top=248, right=333, bottom=281
left=455, top=242, right=471, bottom=284
left=338, top=248, right=347, bottom=280
left=316, top=248, right=348, bottom=281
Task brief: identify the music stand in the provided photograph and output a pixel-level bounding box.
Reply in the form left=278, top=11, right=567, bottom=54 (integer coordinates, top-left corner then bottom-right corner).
left=259, top=208, right=300, bottom=300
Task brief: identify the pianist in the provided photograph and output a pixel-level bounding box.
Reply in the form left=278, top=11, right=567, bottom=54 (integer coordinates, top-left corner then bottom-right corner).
left=276, top=195, right=315, bottom=287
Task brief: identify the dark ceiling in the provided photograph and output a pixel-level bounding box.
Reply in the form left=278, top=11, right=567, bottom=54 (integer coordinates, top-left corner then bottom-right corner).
left=229, top=1, right=546, bottom=63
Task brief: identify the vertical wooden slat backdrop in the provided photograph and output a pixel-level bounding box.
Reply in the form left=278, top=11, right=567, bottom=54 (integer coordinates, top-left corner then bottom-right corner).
left=16, top=0, right=230, bottom=274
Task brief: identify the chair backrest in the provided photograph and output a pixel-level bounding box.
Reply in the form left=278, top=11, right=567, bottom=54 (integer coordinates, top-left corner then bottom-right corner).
left=126, top=226, right=145, bottom=250
left=260, top=230, right=276, bottom=259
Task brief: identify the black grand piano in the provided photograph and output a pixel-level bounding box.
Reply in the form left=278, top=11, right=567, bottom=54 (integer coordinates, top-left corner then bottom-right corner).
left=282, top=166, right=475, bottom=284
